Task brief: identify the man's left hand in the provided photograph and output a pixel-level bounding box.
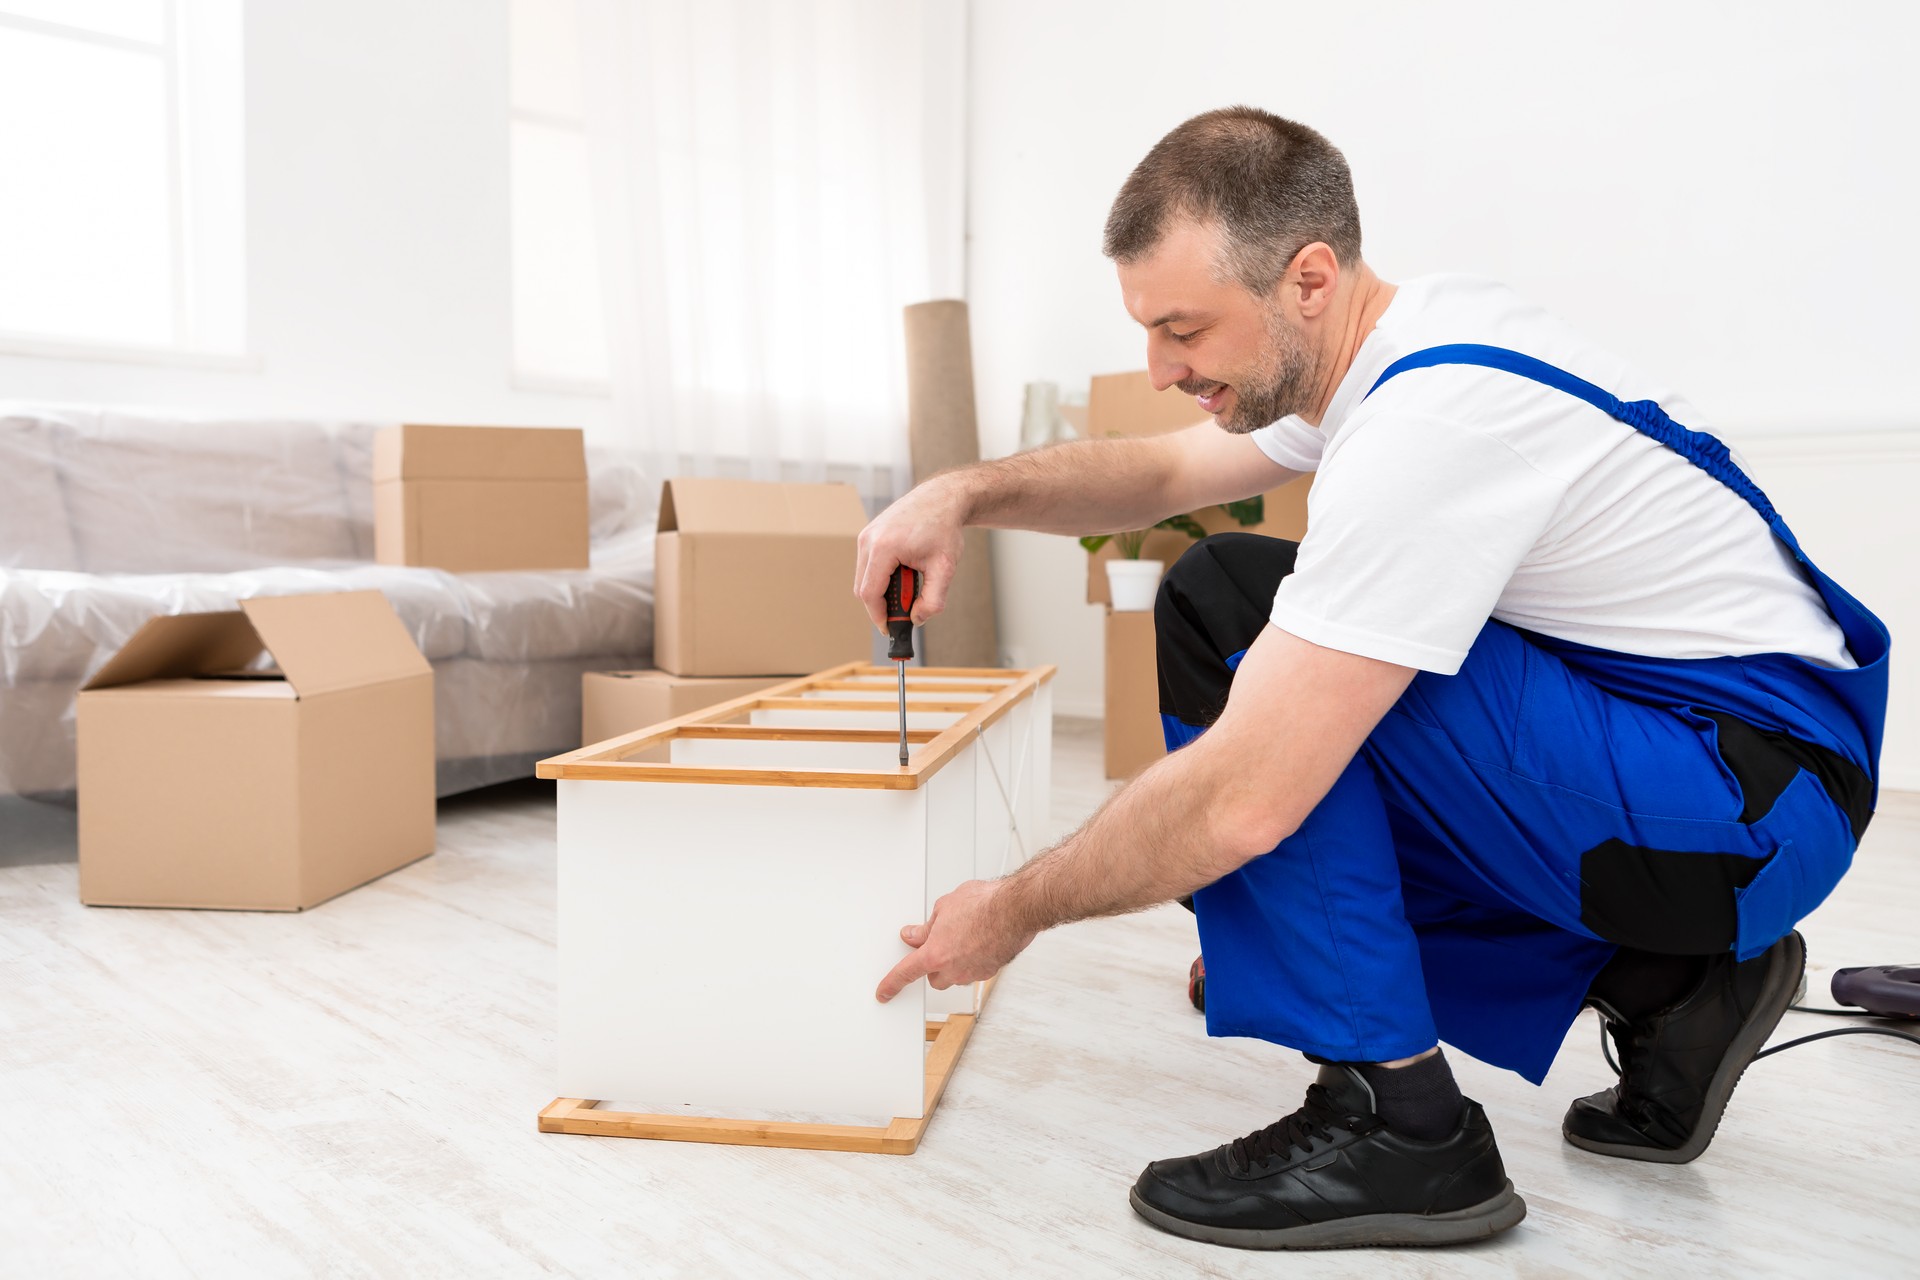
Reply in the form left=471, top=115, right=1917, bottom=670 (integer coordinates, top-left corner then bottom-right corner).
left=875, top=879, right=1036, bottom=1003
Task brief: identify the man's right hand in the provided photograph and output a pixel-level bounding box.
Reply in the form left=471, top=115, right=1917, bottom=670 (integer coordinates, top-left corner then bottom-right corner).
left=854, top=475, right=970, bottom=633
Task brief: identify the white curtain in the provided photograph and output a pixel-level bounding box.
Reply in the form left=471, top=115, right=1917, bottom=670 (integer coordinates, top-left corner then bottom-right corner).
left=575, top=0, right=967, bottom=507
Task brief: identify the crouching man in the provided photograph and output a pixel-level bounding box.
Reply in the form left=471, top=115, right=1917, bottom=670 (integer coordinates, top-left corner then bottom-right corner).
left=856, top=106, right=1887, bottom=1251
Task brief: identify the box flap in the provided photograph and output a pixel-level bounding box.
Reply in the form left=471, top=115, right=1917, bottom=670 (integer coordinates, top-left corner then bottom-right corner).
left=240, top=591, right=431, bottom=697
left=373, top=424, right=585, bottom=482
left=656, top=477, right=868, bottom=535
left=83, top=611, right=268, bottom=691
left=1087, top=370, right=1209, bottom=439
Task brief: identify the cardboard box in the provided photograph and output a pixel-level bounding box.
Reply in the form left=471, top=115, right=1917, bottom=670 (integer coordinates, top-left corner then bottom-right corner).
left=374, top=424, right=589, bottom=572
left=78, top=591, right=436, bottom=910
left=653, top=477, right=872, bottom=677
left=1105, top=608, right=1165, bottom=780
left=1081, top=370, right=1312, bottom=606
left=581, top=669, right=788, bottom=746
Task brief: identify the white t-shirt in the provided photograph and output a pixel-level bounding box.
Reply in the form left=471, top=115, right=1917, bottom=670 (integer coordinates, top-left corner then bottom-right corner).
left=1249, top=274, right=1853, bottom=675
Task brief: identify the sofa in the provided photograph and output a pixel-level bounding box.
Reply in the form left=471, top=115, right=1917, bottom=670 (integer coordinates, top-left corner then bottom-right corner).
left=0, top=405, right=654, bottom=805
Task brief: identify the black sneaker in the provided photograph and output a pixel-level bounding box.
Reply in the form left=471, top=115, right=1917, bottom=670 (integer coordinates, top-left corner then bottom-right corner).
left=1564, top=930, right=1804, bottom=1164
left=1129, top=1063, right=1525, bottom=1250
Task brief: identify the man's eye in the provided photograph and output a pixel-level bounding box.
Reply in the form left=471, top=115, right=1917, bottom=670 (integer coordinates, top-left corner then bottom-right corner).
left=1169, top=330, right=1195, bottom=343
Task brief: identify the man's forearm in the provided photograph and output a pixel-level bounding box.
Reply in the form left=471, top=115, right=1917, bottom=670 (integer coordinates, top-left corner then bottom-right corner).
left=988, top=627, right=1417, bottom=937
left=940, top=436, right=1190, bottom=537
left=994, top=731, right=1279, bottom=933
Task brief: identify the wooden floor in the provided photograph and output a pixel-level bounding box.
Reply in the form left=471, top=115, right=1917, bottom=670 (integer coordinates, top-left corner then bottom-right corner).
left=3, top=718, right=1916, bottom=1277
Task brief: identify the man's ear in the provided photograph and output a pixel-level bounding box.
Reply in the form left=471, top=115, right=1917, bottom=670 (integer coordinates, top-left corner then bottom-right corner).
left=1286, top=242, right=1342, bottom=319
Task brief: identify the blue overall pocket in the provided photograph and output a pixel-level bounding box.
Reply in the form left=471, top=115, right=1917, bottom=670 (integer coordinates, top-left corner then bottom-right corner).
left=1733, top=769, right=1858, bottom=957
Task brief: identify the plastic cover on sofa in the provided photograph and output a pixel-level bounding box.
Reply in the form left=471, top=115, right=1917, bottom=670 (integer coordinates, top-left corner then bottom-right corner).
left=0, top=405, right=655, bottom=808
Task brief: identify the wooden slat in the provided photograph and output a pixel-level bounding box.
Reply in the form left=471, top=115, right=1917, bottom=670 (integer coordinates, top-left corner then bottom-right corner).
left=673, top=725, right=942, bottom=744
left=812, top=679, right=1008, bottom=694
left=539, top=1012, right=982, bottom=1157
left=849, top=665, right=1023, bottom=680
left=753, top=697, right=982, bottom=713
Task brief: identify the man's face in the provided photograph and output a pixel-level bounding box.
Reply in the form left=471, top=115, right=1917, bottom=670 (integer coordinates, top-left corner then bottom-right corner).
left=1116, top=219, right=1326, bottom=433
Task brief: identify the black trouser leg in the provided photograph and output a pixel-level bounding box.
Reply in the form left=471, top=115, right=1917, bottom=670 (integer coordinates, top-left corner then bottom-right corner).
left=1154, top=532, right=1300, bottom=729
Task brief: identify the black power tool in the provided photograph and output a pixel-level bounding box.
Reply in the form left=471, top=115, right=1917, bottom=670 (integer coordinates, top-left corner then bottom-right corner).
left=1832, top=965, right=1920, bottom=1018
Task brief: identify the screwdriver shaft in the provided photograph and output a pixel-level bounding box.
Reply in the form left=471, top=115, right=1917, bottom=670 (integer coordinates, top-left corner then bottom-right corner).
left=897, top=662, right=909, bottom=765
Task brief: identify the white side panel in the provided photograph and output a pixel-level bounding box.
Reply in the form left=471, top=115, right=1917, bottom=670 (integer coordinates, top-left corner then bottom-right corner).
left=1028, top=682, right=1054, bottom=859
left=556, top=779, right=927, bottom=1121
left=974, top=715, right=1020, bottom=879
left=668, top=738, right=906, bottom=772
left=749, top=709, right=962, bottom=731
left=921, top=747, right=980, bottom=1018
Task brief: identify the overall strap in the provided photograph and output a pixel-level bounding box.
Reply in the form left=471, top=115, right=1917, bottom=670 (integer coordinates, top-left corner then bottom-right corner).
left=1364, top=343, right=1789, bottom=542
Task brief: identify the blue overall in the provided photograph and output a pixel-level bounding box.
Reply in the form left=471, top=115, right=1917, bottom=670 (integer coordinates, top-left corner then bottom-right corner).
left=1168, top=345, right=1891, bottom=1084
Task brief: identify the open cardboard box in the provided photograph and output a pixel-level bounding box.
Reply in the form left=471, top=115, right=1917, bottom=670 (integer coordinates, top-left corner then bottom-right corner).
left=77, top=591, right=436, bottom=911
left=374, top=423, right=589, bottom=572
left=652, top=477, right=873, bottom=677
left=1081, top=370, right=1310, bottom=605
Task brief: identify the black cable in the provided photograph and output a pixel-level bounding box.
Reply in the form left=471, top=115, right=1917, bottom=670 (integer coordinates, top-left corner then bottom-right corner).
left=1753, top=1025, right=1920, bottom=1060
left=1599, top=1009, right=1920, bottom=1075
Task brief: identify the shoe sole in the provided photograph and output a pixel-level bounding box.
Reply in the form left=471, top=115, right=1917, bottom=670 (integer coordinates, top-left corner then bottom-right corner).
left=1128, top=1180, right=1526, bottom=1250
left=1564, top=929, right=1805, bottom=1165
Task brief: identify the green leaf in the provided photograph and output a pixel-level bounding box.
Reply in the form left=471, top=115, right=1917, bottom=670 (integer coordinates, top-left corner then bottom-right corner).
left=1156, top=513, right=1209, bottom=540
left=1218, top=496, right=1264, bottom=527
left=1078, top=534, right=1112, bottom=554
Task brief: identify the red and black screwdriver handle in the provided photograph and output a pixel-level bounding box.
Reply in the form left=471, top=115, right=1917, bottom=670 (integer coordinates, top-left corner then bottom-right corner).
left=886, top=566, right=918, bottom=662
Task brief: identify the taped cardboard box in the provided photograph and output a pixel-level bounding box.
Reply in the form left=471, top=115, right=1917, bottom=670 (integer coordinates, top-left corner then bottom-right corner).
left=374, top=424, right=589, bottom=572
left=653, top=477, right=871, bottom=677
left=1081, top=370, right=1311, bottom=605
left=581, top=670, right=787, bottom=747
left=78, top=591, right=436, bottom=911
left=1105, top=607, right=1163, bottom=780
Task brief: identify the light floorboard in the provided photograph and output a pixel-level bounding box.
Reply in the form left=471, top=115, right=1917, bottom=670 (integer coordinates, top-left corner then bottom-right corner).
left=1, top=718, right=1916, bottom=1277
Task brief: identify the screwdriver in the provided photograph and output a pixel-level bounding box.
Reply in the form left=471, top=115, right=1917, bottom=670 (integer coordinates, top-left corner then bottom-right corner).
left=886, top=565, right=919, bottom=765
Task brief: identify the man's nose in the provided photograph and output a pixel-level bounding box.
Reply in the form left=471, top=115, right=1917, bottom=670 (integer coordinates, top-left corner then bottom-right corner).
left=1146, top=332, right=1189, bottom=391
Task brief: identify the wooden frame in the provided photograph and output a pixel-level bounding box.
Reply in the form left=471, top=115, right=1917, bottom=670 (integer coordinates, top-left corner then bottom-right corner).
left=536, top=663, right=1054, bottom=1155
left=536, top=662, right=1055, bottom=791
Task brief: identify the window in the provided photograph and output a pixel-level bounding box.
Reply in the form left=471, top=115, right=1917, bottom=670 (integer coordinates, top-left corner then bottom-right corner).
left=0, top=0, right=245, bottom=361
left=509, top=0, right=609, bottom=390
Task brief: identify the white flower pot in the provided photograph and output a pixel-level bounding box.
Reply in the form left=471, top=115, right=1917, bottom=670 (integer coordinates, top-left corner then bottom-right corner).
left=1106, top=558, right=1164, bottom=612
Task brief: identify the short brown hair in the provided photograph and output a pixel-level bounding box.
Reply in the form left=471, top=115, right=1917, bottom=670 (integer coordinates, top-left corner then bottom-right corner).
left=1103, top=106, right=1363, bottom=293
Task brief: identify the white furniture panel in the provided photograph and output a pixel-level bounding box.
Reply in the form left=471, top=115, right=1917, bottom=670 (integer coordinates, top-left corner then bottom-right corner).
left=556, top=775, right=927, bottom=1121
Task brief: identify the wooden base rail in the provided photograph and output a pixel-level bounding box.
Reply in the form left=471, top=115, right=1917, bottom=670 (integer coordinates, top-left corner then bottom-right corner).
left=538, top=1011, right=978, bottom=1156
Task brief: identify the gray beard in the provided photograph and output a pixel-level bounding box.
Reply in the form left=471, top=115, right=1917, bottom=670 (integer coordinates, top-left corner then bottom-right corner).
left=1205, top=309, right=1326, bottom=435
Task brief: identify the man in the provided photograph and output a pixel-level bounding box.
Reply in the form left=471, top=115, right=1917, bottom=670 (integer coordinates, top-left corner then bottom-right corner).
left=854, top=107, right=1887, bottom=1252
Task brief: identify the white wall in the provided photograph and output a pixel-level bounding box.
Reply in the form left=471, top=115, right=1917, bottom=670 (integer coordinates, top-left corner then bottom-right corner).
left=968, top=0, right=1920, bottom=783
left=0, top=0, right=606, bottom=436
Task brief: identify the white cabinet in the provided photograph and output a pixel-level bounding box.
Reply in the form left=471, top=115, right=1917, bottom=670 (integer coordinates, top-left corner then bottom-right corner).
left=536, top=662, right=1054, bottom=1153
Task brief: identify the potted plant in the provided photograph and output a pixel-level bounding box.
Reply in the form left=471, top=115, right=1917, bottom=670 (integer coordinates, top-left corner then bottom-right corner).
left=1081, top=497, right=1265, bottom=612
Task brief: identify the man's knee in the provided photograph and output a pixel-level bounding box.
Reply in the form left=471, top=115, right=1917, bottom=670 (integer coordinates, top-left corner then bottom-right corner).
left=1153, top=532, right=1300, bottom=725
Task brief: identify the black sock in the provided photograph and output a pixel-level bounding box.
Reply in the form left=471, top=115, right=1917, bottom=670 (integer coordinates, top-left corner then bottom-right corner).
left=1355, top=1049, right=1464, bottom=1141
left=1587, top=948, right=1709, bottom=1021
